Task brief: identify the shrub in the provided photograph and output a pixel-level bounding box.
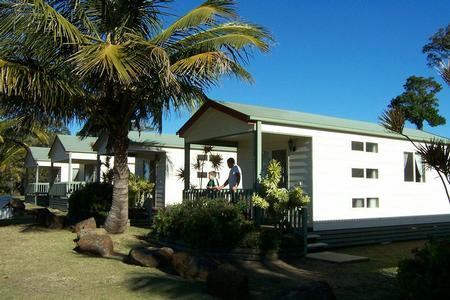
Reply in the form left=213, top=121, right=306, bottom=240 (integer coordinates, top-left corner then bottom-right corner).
left=151, top=198, right=252, bottom=250
left=252, top=159, right=310, bottom=226
left=397, top=239, right=450, bottom=300
left=67, top=182, right=112, bottom=224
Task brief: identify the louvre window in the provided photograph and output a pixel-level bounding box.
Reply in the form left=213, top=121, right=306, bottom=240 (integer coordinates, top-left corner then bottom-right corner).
left=351, top=141, right=364, bottom=151
left=352, top=198, right=365, bottom=208
left=367, top=198, right=379, bottom=208
left=352, top=168, right=364, bottom=178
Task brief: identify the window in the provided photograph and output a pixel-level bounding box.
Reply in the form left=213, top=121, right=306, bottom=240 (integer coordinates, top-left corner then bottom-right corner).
left=197, top=172, right=207, bottom=178
left=366, top=168, right=379, bottom=179
left=197, top=154, right=208, bottom=161
left=352, top=141, right=364, bottom=151
left=352, top=168, right=364, bottom=178
left=366, top=142, right=378, bottom=153
left=404, top=152, right=425, bottom=182
left=367, top=198, right=379, bottom=208
left=352, top=198, right=365, bottom=208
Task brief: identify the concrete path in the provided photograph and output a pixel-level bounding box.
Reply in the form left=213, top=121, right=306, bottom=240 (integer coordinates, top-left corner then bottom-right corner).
left=306, top=251, right=369, bottom=264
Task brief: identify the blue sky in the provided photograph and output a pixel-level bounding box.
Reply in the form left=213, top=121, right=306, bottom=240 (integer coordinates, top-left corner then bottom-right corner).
left=73, top=0, right=450, bottom=136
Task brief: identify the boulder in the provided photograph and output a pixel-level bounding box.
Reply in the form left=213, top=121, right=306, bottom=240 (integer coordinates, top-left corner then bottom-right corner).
left=73, top=217, right=96, bottom=233
left=35, top=208, right=65, bottom=229
left=9, top=198, right=25, bottom=212
left=172, top=252, right=218, bottom=281
left=76, top=228, right=107, bottom=240
left=206, top=264, right=249, bottom=300
left=126, top=246, right=175, bottom=268
left=75, top=233, right=114, bottom=257
left=127, top=247, right=160, bottom=267
left=279, top=281, right=336, bottom=300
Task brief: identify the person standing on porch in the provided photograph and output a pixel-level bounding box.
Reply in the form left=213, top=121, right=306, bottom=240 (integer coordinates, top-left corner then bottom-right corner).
left=220, top=158, right=242, bottom=202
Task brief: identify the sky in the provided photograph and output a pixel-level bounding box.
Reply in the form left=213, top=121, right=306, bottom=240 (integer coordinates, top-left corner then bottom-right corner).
left=72, top=0, right=450, bottom=137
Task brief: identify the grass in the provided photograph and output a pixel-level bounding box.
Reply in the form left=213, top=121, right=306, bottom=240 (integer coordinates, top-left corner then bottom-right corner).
left=0, top=208, right=427, bottom=300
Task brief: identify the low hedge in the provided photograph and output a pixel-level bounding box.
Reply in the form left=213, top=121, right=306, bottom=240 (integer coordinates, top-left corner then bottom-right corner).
left=151, top=198, right=253, bottom=251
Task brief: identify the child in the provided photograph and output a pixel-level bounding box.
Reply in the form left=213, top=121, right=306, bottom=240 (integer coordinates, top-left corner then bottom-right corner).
left=206, top=171, right=220, bottom=190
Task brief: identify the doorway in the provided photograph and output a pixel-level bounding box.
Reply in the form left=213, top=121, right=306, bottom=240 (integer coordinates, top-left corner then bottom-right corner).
left=272, top=149, right=288, bottom=188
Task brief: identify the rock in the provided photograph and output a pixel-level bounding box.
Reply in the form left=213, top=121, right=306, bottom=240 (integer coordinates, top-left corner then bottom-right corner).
left=206, top=264, right=249, bottom=300
left=76, top=228, right=107, bottom=240
left=126, top=247, right=174, bottom=268
left=154, top=247, right=174, bottom=264
left=73, top=217, right=96, bottom=233
left=9, top=198, right=25, bottom=212
left=172, top=252, right=218, bottom=281
left=279, top=281, right=336, bottom=300
left=75, top=233, right=114, bottom=257
left=127, top=247, right=160, bottom=267
left=35, top=208, right=65, bottom=229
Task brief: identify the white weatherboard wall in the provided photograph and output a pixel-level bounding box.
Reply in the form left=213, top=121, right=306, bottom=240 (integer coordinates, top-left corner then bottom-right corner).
left=262, top=124, right=450, bottom=230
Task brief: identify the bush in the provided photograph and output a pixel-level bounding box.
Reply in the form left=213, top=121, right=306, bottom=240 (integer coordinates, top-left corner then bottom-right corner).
left=67, top=182, right=112, bottom=224
left=397, top=239, right=450, bottom=300
left=151, top=198, right=253, bottom=250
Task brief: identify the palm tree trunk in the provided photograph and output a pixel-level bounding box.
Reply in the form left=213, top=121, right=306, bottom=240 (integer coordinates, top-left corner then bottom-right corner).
left=104, top=131, right=129, bottom=234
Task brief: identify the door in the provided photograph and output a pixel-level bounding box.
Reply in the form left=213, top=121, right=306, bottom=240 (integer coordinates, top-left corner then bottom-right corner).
left=272, top=150, right=288, bottom=188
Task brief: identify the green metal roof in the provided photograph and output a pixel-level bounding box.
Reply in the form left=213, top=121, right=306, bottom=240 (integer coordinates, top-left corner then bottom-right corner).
left=28, top=147, right=50, bottom=161
left=128, top=131, right=235, bottom=151
left=128, top=131, right=185, bottom=148
left=57, top=134, right=97, bottom=153
left=217, top=101, right=449, bottom=141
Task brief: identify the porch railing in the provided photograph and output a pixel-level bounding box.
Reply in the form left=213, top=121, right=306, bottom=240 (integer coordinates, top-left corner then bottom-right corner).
left=183, top=189, right=308, bottom=249
left=49, top=182, right=86, bottom=197
left=26, top=183, right=50, bottom=194
left=182, top=189, right=254, bottom=202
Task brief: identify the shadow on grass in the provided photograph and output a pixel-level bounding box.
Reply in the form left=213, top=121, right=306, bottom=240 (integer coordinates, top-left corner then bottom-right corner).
left=124, top=273, right=212, bottom=299
left=0, top=214, right=35, bottom=227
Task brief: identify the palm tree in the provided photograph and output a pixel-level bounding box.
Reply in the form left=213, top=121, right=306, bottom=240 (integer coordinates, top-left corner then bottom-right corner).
left=0, top=0, right=272, bottom=233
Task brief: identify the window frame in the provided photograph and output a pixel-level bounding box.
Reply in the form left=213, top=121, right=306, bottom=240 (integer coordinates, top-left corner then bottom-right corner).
left=352, top=198, right=365, bottom=208
left=404, top=152, right=425, bottom=183
left=365, top=142, right=378, bottom=153
left=365, top=168, right=379, bottom=179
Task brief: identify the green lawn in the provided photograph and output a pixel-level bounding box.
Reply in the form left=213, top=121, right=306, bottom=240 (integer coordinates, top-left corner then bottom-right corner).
left=0, top=211, right=426, bottom=300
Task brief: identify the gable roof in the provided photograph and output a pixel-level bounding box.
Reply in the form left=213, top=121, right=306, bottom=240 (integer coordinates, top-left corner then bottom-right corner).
left=27, top=147, right=50, bottom=161
left=54, top=134, right=97, bottom=153
left=128, top=131, right=185, bottom=148
left=178, top=100, right=449, bottom=141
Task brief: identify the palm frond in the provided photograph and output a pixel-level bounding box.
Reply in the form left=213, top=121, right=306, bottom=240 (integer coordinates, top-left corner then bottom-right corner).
left=153, top=0, right=237, bottom=43
left=416, top=139, right=450, bottom=177
left=170, top=51, right=253, bottom=85
left=379, top=107, right=405, bottom=134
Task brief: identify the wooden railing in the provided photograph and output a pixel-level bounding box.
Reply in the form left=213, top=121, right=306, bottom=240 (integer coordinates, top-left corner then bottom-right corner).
left=183, top=189, right=308, bottom=247
left=49, top=182, right=86, bottom=197
left=26, top=183, right=50, bottom=194
left=183, top=189, right=254, bottom=202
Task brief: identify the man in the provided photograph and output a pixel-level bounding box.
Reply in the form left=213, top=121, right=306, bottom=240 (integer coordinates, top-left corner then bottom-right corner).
left=220, top=158, right=242, bottom=201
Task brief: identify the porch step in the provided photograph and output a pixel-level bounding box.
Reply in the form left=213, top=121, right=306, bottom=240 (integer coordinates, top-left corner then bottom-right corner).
left=307, top=234, right=321, bottom=240
left=307, top=242, right=328, bottom=252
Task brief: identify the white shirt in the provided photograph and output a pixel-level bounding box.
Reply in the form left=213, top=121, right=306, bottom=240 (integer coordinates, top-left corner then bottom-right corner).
left=228, top=165, right=242, bottom=189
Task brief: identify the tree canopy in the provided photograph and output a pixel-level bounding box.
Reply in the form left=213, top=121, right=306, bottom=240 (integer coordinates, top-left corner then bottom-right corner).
left=423, top=24, right=450, bottom=85
left=0, top=0, right=273, bottom=233
left=388, top=76, right=444, bottom=130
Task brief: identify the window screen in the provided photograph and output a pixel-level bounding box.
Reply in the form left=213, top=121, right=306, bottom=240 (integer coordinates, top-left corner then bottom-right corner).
left=352, top=141, right=364, bottom=151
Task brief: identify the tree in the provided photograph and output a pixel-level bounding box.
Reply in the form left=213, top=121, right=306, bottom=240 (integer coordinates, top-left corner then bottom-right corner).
left=388, top=76, right=444, bottom=130
left=423, top=25, right=450, bottom=86
left=0, top=0, right=272, bottom=233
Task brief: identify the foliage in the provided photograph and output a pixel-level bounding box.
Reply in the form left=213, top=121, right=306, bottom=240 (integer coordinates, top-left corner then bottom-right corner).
left=128, top=173, right=154, bottom=209
left=252, top=159, right=310, bottom=226
left=388, top=76, right=444, bottom=130
left=423, top=24, right=450, bottom=86
left=151, top=198, right=252, bottom=250
left=0, top=0, right=273, bottom=232
left=191, top=145, right=224, bottom=188
left=397, top=239, right=450, bottom=300
left=67, top=182, right=113, bottom=224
